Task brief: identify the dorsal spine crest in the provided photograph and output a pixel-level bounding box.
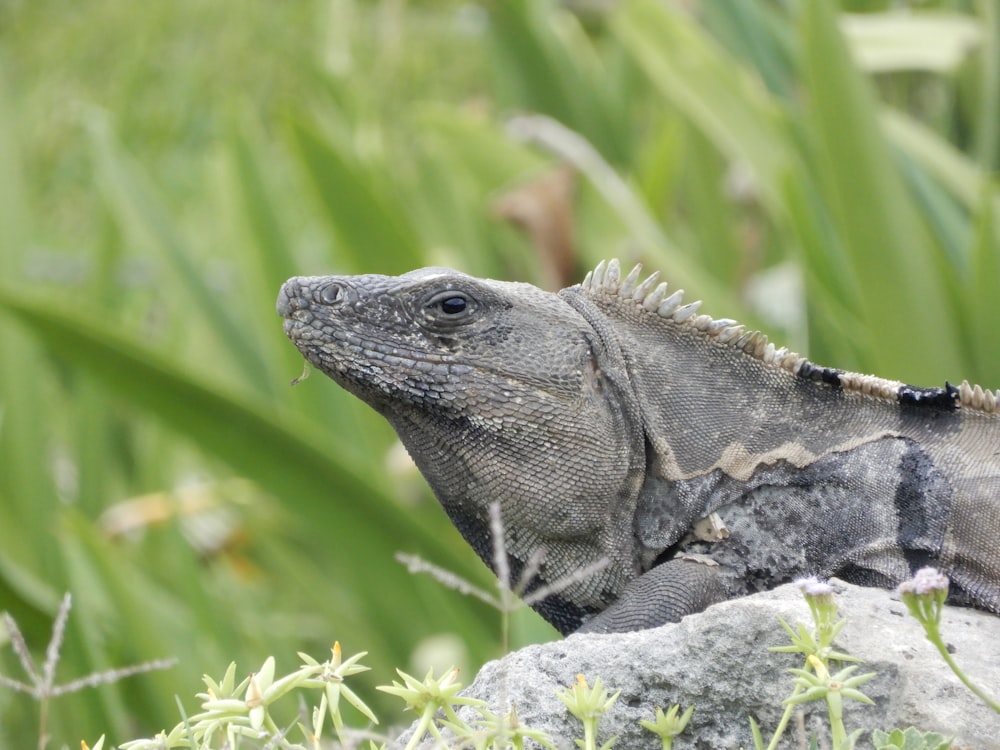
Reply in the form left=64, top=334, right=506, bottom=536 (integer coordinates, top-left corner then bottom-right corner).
left=579, top=259, right=1000, bottom=415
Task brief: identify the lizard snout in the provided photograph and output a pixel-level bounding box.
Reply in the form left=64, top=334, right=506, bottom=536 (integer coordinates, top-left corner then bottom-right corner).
left=276, top=278, right=307, bottom=317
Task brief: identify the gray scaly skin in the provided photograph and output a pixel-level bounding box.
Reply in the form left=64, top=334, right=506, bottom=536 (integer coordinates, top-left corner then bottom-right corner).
left=277, top=260, right=1000, bottom=634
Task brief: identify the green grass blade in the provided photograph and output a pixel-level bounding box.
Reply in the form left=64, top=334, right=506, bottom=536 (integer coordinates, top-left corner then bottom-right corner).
left=229, top=121, right=299, bottom=288
left=414, top=107, right=543, bottom=190
left=701, top=0, right=796, bottom=97
left=87, top=115, right=275, bottom=396
left=507, top=114, right=734, bottom=307
left=487, top=0, right=628, bottom=163
left=975, top=0, right=1000, bottom=171
left=0, top=287, right=463, bottom=571
left=967, top=186, right=1000, bottom=384
left=800, top=0, right=962, bottom=382
left=613, top=0, right=792, bottom=218
left=0, top=72, right=66, bottom=620
left=882, top=110, right=986, bottom=210
left=288, top=118, right=424, bottom=274
left=781, top=173, right=869, bottom=366
left=488, top=0, right=578, bottom=135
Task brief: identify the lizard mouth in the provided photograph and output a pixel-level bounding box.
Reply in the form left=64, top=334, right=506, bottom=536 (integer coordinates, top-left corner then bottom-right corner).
left=278, top=277, right=462, bottom=397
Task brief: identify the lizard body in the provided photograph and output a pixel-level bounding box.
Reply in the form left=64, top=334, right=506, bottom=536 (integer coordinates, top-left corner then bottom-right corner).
left=277, top=260, right=1000, bottom=634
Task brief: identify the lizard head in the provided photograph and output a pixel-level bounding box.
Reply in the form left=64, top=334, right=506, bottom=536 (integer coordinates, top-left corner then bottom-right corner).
left=277, top=266, right=597, bottom=417
left=277, top=266, right=645, bottom=632
left=277, top=268, right=645, bottom=632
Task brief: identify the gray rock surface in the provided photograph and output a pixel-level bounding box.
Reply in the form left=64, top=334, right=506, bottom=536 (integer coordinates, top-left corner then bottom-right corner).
left=400, top=581, right=1000, bottom=749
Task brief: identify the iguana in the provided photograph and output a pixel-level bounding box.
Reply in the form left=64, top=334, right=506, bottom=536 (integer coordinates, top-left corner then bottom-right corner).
left=276, top=259, right=1000, bottom=634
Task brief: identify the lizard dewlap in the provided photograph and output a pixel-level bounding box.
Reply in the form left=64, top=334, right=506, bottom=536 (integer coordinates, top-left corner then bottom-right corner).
left=277, top=259, right=1000, bottom=635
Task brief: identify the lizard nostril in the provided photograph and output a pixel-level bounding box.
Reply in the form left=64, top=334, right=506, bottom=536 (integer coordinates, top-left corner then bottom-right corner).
left=320, top=282, right=345, bottom=305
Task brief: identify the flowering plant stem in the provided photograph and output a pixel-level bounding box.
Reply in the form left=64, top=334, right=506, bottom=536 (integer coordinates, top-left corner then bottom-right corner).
left=899, top=567, right=1000, bottom=715
left=762, top=684, right=803, bottom=750
left=920, top=618, right=1000, bottom=713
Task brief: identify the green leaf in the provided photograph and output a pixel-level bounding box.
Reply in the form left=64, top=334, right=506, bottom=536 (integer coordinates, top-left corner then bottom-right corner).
left=748, top=716, right=766, bottom=750
left=87, top=114, right=275, bottom=396
left=487, top=0, right=629, bottom=163
left=973, top=0, right=1000, bottom=171
left=228, top=119, right=298, bottom=292
left=799, top=0, right=962, bottom=383
left=614, top=0, right=792, bottom=218
left=871, top=726, right=953, bottom=750
left=966, top=184, right=1000, bottom=384
left=0, top=74, right=65, bottom=624
left=288, top=118, right=424, bottom=274
left=882, top=110, right=986, bottom=210
left=840, top=12, right=982, bottom=74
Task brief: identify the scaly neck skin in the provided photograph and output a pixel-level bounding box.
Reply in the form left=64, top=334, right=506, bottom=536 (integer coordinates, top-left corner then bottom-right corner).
left=374, top=317, right=648, bottom=616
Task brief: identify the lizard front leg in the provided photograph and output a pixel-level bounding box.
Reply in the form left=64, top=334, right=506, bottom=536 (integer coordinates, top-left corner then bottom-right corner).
left=574, top=558, right=726, bottom=633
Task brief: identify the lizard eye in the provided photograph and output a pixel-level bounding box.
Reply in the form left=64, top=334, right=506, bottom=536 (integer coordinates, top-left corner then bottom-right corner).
left=439, top=296, right=467, bottom=315
left=426, top=290, right=476, bottom=319
left=320, top=283, right=345, bottom=305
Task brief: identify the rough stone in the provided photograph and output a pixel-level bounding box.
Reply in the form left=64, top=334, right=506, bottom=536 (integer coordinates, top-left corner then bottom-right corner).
left=399, top=581, right=1000, bottom=749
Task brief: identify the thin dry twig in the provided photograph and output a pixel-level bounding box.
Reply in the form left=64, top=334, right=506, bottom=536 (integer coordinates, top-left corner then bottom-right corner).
left=522, top=558, right=610, bottom=607
left=511, top=547, right=547, bottom=598
left=50, top=658, right=178, bottom=698
left=397, top=502, right=610, bottom=614
left=2, top=610, right=39, bottom=684
left=489, top=502, right=512, bottom=595
left=1, top=591, right=177, bottom=750
left=41, top=593, right=72, bottom=694
left=395, top=552, right=500, bottom=608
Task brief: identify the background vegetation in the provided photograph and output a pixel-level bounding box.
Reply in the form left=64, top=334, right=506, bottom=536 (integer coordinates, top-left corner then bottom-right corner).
left=0, top=0, right=997, bottom=745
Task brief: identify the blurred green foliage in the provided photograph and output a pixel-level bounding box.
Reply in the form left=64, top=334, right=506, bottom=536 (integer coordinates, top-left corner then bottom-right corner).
left=0, top=0, right=997, bottom=745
